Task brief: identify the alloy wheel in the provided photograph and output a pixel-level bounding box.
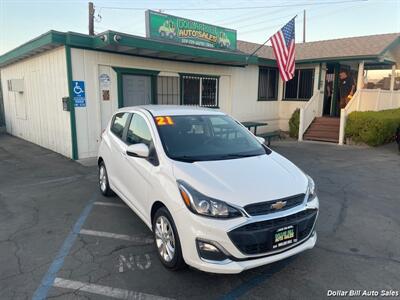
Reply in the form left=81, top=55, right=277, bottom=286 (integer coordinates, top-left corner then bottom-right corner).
left=155, top=216, right=176, bottom=262
left=99, top=165, right=107, bottom=192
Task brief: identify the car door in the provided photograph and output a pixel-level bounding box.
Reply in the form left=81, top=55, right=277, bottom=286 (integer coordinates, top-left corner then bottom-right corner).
left=107, top=112, right=131, bottom=198
left=121, top=112, right=157, bottom=220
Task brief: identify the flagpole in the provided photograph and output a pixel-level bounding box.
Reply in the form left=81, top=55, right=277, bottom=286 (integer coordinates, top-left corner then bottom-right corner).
left=245, top=15, right=298, bottom=64
left=247, top=37, right=272, bottom=59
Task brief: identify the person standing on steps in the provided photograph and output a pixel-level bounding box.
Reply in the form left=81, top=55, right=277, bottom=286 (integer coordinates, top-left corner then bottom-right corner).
left=339, top=70, right=355, bottom=109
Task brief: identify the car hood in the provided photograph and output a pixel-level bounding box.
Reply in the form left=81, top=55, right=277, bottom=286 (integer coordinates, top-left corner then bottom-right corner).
left=172, top=151, right=308, bottom=207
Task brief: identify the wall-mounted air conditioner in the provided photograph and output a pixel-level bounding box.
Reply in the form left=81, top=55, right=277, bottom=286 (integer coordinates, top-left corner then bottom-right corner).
left=7, top=79, right=24, bottom=93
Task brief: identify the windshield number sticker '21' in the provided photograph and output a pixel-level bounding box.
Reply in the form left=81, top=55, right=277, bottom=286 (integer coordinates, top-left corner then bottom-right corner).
left=155, top=116, right=174, bottom=126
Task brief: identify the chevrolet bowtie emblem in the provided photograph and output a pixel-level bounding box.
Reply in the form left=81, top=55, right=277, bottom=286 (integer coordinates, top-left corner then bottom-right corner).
left=271, top=201, right=287, bottom=210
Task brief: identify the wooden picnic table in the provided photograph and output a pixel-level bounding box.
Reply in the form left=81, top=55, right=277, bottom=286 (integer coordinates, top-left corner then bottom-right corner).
left=241, top=121, right=269, bottom=135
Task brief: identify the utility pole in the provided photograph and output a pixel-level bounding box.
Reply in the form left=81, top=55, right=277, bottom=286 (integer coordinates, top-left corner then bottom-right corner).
left=89, top=2, right=95, bottom=36
left=303, top=9, right=306, bottom=43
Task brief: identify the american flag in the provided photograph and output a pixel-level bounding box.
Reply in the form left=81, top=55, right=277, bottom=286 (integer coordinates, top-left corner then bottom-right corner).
left=270, top=18, right=296, bottom=82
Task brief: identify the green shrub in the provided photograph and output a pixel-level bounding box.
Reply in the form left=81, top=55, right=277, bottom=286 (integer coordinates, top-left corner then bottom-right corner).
left=289, top=108, right=300, bottom=138
left=345, top=108, right=400, bottom=146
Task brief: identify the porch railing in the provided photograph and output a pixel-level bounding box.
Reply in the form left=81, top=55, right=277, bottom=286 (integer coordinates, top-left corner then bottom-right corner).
left=338, top=89, right=400, bottom=145
left=298, top=92, right=324, bottom=141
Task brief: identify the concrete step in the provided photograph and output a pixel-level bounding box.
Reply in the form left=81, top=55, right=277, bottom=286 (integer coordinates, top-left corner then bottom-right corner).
left=305, top=131, right=340, bottom=139
left=307, top=124, right=340, bottom=131
left=304, top=132, right=339, bottom=139
left=303, top=117, right=340, bottom=143
left=303, top=136, right=339, bottom=143
left=313, top=117, right=340, bottom=125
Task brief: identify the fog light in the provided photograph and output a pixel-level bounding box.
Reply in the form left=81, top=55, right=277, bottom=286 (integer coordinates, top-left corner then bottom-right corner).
left=196, top=240, right=228, bottom=261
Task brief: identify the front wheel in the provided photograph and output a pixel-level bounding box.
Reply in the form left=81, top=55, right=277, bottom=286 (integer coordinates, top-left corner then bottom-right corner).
left=153, top=207, right=186, bottom=270
left=98, top=162, right=114, bottom=197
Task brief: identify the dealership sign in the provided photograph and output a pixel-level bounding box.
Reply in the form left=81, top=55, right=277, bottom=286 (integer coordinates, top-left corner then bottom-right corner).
left=145, top=10, right=237, bottom=51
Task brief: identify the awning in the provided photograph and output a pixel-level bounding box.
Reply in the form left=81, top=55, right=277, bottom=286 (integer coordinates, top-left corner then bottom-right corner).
left=0, top=30, right=264, bottom=68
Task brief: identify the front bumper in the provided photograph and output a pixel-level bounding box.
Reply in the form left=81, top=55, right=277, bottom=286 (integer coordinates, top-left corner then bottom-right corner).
left=173, top=196, right=319, bottom=274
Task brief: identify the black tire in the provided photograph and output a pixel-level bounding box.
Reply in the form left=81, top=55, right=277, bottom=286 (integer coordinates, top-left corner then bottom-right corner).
left=152, top=207, right=186, bottom=270
left=98, top=161, right=114, bottom=197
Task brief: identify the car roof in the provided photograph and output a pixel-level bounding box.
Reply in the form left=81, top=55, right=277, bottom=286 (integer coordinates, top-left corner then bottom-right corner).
left=117, top=105, right=226, bottom=117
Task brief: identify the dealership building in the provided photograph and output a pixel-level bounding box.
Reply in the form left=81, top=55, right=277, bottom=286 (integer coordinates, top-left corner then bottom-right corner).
left=1, top=11, right=399, bottom=159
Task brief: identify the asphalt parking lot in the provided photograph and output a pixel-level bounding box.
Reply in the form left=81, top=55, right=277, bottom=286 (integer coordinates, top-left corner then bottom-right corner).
left=0, top=133, right=399, bottom=300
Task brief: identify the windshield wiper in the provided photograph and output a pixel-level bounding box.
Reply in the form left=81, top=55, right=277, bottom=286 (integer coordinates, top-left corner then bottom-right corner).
left=217, top=153, right=260, bottom=160
left=172, top=153, right=261, bottom=162
left=172, top=156, right=203, bottom=163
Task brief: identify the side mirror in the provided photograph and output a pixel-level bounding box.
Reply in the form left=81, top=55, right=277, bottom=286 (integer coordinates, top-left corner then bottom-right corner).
left=126, top=143, right=149, bottom=158
left=256, top=136, right=265, bottom=144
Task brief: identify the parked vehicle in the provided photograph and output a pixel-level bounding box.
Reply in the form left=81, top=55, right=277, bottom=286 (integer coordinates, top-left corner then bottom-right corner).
left=396, top=125, right=400, bottom=152
left=97, top=105, right=319, bottom=274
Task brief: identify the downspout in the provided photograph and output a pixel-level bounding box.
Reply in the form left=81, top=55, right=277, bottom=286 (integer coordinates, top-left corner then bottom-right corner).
left=65, top=46, right=79, bottom=160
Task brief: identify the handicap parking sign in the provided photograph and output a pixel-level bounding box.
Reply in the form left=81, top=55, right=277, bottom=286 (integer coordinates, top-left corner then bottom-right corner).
left=72, top=81, right=86, bottom=107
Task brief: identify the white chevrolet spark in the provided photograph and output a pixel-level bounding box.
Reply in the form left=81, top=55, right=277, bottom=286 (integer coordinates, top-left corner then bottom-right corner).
left=98, top=105, right=318, bottom=274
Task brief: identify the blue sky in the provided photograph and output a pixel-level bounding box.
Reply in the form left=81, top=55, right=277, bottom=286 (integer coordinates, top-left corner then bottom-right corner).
left=0, top=0, right=399, bottom=54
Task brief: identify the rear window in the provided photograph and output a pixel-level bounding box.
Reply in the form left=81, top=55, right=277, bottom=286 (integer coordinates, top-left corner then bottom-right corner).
left=110, top=113, right=129, bottom=139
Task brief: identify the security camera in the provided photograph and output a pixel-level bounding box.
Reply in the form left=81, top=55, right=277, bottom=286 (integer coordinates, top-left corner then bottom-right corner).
left=100, top=34, right=108, bottom=42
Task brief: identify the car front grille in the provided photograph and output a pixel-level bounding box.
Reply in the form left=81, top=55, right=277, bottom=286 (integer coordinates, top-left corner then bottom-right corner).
left=244, top=194, right=305, bottom=216
left=228, top=209, right=317, bottom=255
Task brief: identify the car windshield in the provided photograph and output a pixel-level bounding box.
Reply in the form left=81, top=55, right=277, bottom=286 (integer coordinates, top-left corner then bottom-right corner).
left=155, top=114, right=267, bottom=162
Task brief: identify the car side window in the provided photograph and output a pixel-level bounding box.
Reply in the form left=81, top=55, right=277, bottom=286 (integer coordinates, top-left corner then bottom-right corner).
left=110, top=113, right=129, bottom=139
left=127, top=114, right=159, bottom=166
left=126, top=114, right=153, bottom=147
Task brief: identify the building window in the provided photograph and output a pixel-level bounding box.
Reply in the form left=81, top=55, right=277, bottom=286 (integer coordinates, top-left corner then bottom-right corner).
left=181, top=75, right=219, bottom=107
left=258, top=67, right=278, bottom=100
left=157, top=76, right=180, bottom=105
left=284, top=69, right=314, bottom=100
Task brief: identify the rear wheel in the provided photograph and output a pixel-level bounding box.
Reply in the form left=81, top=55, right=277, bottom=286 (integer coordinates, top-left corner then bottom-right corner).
left=153, top=207, right=186, bottom=270
left=98, top=162, right=114, bottom=196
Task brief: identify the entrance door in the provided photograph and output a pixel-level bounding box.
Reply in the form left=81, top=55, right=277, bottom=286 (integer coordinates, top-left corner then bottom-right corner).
left=323, top=72, right=334, bottom=116
left=323, top=63, right=341, bottom=117
left=323, top=63, right=337, bottom=116
left=122, top=75, right=152, bottom=107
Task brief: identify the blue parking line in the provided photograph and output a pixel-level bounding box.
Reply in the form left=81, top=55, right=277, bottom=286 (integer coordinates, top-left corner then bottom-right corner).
left=218, top=257, right=294, bottom=300
left=32, top=194, right=97, bottom=300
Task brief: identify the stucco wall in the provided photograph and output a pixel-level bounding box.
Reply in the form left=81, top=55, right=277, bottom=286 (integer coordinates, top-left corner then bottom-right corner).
left=0, top=47, right=72, bottom=157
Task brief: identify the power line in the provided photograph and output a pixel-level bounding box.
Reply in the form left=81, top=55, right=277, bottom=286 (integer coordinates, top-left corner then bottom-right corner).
left=99, top=0, right=368, bottom=12
left=240, top=1, right=366, bottom=38
left=234, top=12, right=301, bottom=30
left=216, top=6, right=291, bottom=25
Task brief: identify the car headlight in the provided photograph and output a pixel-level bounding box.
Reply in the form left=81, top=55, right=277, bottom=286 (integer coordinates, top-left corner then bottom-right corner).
left=177, top=180, right=242, bottom=219
left=306, top=175, right=317, bottom=202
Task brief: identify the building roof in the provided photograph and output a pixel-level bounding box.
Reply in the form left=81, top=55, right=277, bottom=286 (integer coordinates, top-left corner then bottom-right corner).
left=0, top=30, right=398, bottom=69
left=238, top=33, right=400, bottom=63
left=0, top=30, right=257, bottom=68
